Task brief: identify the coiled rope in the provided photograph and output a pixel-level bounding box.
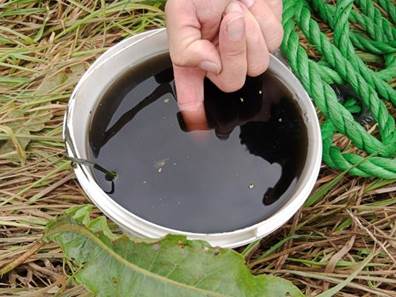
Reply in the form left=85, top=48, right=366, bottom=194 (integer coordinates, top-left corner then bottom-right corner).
left=281, top=0, right=396, bottom=179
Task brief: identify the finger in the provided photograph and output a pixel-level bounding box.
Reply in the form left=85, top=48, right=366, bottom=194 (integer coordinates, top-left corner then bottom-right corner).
left=165, top=0, right=221, bottom=74
left=243, top=6, right=269, bottom=77
left=193, top=0, right=231, bottom=40
left=265, top=0, right=282, bottom=21
left=242, top=0, right=284, bottom=52
left=173, top=65, right=208, bottom=130
left=208, top=1, right=247, bottom=92
left=239, top=0, right=282, bottom=20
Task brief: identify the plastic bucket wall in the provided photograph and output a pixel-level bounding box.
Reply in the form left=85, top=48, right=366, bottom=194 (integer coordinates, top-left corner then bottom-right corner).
left=64, top=28, right=322, bottom=248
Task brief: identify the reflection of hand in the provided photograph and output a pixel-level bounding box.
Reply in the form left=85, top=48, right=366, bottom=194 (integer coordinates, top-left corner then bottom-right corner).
left=178, top=74, right=282, bottom=139
left=166, top=0, right=283, bottom=129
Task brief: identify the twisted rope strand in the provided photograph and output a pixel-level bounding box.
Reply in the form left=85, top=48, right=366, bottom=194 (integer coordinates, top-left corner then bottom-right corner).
left=355, top=0, right=396, bottom=41
left=309, top=0, right=396, bottom=54
left=322, top=121, right=396, bottom=179
left=294, top=1, right=396, bottom=143
left=375, top=0, right=396, bottom=24
left=350, top=33, right=396, bottom=55
left=333, top=0, right=396, bottom=105
left=282, top=0, right=396, bottom=179
left=283, top=6, right=393, bottom=155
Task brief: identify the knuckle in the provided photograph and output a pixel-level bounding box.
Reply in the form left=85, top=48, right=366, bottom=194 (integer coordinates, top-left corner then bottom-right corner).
left=249, top=31, right=263, bottom=44
left=266, top=25, right=284, bottom=51
left=218, top=77, right=246, bottom=93
left=170, top=42, right=193, bottom=67
left=248, top=62, right=268, bottom=77
left=171, top=54, right=188, bottom=67
left=224, top=46, right=245, bottom=58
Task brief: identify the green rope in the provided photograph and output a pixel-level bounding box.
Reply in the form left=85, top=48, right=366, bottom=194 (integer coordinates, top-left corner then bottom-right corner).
left=375, top=0, right=396, bottom=24
left=282, top=0, right=396, bottom=179
left=295, top=1, right=396, bottom=141
left=309, top=0, right=396, bottom=54
left=354, top=0, right=396, bottom=41
left=351, top=33, right=396, bottom=55
left=333, top=0, right=396, bottom=105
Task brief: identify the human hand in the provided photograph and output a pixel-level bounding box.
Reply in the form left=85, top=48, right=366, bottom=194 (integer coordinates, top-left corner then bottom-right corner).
left=177, top=74, right=282, bottom=139
left=166, top=0, right=283, bottom=128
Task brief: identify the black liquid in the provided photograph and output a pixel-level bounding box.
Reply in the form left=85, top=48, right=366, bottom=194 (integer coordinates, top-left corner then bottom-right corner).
left=89, top=54, right=308, bottom=233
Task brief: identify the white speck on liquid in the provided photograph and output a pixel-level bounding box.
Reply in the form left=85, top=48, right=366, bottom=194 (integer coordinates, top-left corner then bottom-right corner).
left=259, top=90, right=263, bottom=95
left=164, top=98, right=170, bottom=103
left=240, top=97, right=244, bottom=102
left=143, top=180, right=147, bottom=184
left=249, top=183, right=255, bottom=190
left=158, top=167, right=162, bottom=173
left=155, top=158, right=169, bottom=169
left=278, top=118, right=283, bottom=122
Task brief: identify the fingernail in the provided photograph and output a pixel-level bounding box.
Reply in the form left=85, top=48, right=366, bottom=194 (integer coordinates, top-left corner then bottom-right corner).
left=239, top=0, right=255, bottom=8
left=227, top=16, right=245, bottom=41
left=199, top=61, right=221, bottom=74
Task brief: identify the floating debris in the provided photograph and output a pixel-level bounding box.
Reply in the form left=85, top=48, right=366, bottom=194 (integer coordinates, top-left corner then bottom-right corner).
left=155, top=158, right=169, bottom=169
left=249, top=183, right=255, bottom=189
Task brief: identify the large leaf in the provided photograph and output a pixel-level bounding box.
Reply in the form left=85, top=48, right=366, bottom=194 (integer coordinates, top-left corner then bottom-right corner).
left=45, top=206, right=304, bottom=297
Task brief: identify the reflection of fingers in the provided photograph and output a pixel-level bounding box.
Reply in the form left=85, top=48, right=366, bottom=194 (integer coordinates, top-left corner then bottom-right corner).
left=243, top=6, right=269, bottom=77
left=215, top=130, right=232, bottom=140
left=245, top=0, right=283, bottom=52
left=208, top=1, right=247, bottom=93
left=173, top=65, right=207, bottom=130
left=215, top=115, right=240, bottom=140
left=215, top=125, right=235, bottom=140
left=178, top=110, right=208, bottom=131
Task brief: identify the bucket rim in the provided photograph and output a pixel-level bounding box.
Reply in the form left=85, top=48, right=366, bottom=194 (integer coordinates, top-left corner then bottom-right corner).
left=64, top=28, right=322, bottom=248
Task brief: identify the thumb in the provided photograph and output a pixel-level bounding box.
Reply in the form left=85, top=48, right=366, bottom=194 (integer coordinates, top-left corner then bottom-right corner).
left=166, top=0, right=222, bottom=74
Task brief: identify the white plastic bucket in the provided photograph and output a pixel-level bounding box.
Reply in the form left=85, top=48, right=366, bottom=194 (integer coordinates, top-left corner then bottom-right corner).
left=64, top=28, right=322, bottom=248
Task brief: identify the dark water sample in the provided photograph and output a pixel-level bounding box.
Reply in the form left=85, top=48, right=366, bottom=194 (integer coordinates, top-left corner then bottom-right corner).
left=89, top=54, right=308, bottom=233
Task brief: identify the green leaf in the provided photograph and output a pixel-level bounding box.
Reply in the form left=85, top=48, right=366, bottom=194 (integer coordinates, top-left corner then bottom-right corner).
left=45, top=206, right=304, bottom=297
left=0, top=104, right=52, bottom=162
left=304, top=171, right=346, bottom=207
left=316, top=252, right=376, bottom=297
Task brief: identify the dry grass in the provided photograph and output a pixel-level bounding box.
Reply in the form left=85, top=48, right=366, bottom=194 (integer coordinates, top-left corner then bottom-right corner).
left=0, top=0, right=395, bottom=296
